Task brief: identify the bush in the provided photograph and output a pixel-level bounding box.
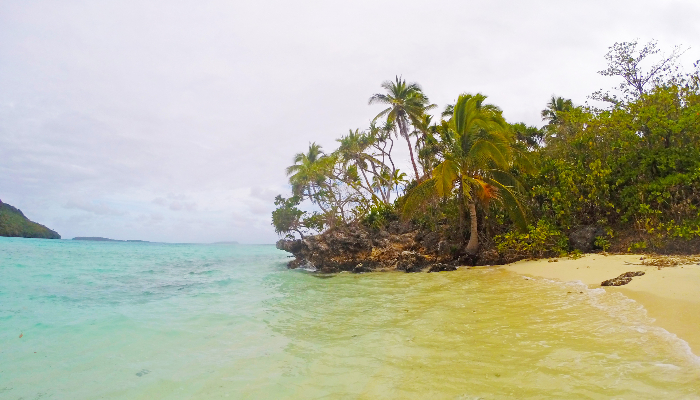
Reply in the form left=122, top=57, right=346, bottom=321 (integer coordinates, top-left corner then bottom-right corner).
left=494, top=220, right=568, bottom=261
left=361, top=202, right=398, bottom=230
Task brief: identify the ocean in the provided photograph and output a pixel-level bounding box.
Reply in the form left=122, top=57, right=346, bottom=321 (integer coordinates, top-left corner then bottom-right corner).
left=1, top=237, right=698, bottom=399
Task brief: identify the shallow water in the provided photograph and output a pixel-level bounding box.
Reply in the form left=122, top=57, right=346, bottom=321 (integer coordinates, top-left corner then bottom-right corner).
left=1, top=237, right=698, bottom=399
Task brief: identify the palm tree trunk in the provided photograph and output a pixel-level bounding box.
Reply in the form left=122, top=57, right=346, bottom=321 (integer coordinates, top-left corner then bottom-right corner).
left=458, top=179, right=466, bottom=238
left=465, top=201, right=479, bottom=255
left=399, top=119, right=421, bottom=182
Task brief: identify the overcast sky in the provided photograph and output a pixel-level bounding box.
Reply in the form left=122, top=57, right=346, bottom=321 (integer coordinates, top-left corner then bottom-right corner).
left=1, top=0, right=698, bottom=243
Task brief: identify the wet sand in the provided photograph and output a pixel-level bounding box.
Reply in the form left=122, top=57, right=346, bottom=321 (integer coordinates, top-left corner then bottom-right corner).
left=503, top=254, right=700, bottom=355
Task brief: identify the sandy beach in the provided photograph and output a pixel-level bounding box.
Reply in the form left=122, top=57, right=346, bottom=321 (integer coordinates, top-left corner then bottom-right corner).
left=503, top=254, right=700, bottom=355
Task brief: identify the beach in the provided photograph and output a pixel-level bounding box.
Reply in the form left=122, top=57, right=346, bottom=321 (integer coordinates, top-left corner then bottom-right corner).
left=503, top=254, right=700, bottom=356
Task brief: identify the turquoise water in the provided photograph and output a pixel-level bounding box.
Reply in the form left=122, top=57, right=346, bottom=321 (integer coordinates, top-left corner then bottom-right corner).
left=1, top=237, right=699, bottom=399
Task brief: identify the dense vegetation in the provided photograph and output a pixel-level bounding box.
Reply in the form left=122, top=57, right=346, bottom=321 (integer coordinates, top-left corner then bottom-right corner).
left=0, top=200, right=61, bottom=239
left=273, top=40, right=700, bottom=260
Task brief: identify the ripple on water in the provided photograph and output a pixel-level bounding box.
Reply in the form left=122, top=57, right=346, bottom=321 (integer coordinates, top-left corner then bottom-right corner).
left=0, top=239, right=698, bottom=400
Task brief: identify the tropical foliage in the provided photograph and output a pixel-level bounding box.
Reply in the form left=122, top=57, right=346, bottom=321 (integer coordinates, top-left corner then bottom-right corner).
left=273, top=40, right=700, bottom=257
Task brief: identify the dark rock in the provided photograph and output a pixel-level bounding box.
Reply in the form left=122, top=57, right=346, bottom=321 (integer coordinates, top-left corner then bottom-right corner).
left=387, top=220, right=415, bottom=235
left=479, top=249, right=500, bottom=265
left=352, top=263, right=371, bottom=273
left=437, top=240, right=458, bottom=257
left=427, top=263, right=457, bottom=273
left=274, top=221, right=507, bottom=273
left=419, top=231, right=441, bottom=250
left=569, top=225, right=606, bottom=253
left=275, top=239, right=303, bottom=253
left=601, top=271, right=645, bottom=286
left=403, top=264, right=424, bottom=273
left=396, top=251, right=429, bottom=272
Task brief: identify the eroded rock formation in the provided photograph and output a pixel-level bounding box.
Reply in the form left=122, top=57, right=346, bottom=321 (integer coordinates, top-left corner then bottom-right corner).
left=275, top=222, right=467, bottom=273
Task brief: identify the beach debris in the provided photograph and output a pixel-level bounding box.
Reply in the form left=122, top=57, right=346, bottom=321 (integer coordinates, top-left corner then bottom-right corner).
left=624, top=255, right=700, bottom=269
left=642, top=256, right=700, bottom=269
left=548, top=259, right=558, bottom=263
left=601, top=271, right=645, bottom=286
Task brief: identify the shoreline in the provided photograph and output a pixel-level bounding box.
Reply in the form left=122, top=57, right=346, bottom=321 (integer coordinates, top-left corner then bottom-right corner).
left=502, top=254, right=700, bottom=356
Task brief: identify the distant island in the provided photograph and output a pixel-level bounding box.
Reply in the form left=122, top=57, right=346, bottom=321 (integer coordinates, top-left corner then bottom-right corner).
left=0, top=199, right=60, bottom=239
left=73, top=237, right=149, bottom=242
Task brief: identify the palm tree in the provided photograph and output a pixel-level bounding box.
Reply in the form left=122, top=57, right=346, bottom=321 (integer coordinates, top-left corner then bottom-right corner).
left=335, top=129, right=385, bottom=204
left=369, top=76, right=434, bottom=182
left=286, top=143, right=331, bottom=212
left=541, top=96, right=573, bottom=125
left=403, top=93, right=528, bottom=256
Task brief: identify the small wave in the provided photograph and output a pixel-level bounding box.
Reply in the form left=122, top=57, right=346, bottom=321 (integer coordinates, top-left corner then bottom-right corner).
left=532, top=276, right=700, bottom=367
left=188, top=270, right=218, bottom=275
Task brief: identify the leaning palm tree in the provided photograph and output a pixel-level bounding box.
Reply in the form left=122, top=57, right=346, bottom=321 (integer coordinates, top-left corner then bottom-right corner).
left=403, top=93, right=529, bottom=256
left=369, top=76, right=434, bottom=182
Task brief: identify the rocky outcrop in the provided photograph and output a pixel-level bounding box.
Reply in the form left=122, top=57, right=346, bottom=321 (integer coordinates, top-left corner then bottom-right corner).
left=0, top=200, right=60, bottom=239
left=275, top=222, right=463, bottom=273
left=601, top=271, right=645, bottom=286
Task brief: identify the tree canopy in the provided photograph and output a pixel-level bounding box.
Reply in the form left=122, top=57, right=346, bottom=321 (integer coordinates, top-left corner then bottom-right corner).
left=273, top=39, right=700, bottom=258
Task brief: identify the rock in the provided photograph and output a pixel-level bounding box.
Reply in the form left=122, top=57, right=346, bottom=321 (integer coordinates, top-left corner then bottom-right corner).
left=275, top=239, right=303, bottom=253
left=396, top=251, right=428, bottom=272
left=387, top=220, right=415, bottom=235
left=352, top=263, right=371, bottom=273
left=437, top=240, right=458, bottom=257
left=601, top=276, right=632, bottom=286
left=479, top=249, right=500, bottom=266
left=403, top=264, right=424, bottom=273
left=274, top=221, right=501, bottom=273
left=419, top=231, right=441, bottom=250
left=427, top=263, right=457, bottom=273
left=601, top=271, right=645, bottom=286
left=568, top=225, right=606, bottom=253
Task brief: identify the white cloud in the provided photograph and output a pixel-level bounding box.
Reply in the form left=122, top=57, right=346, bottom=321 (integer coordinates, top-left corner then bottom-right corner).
left=1, top=0, right=698, bottom=243
left=64, top=199, right=125, bottom=216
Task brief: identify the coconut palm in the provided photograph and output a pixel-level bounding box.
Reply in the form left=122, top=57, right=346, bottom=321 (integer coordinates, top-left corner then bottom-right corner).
left=541, top=96, right=573, bottom=125
left=369, top=76, right=434, bottom=182
left=335, top=129, right=385, bottom=204
left=286, top=143, right=332, bottom=212
left=403, top=93, right=528, bottom=256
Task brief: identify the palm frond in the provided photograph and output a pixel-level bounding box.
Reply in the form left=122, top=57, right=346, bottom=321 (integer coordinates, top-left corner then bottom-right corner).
left=432, top=160, right=459, bottom=197
left=487, top=177, right=528, bottom=231
left=400, top=178, right=437, bottom=218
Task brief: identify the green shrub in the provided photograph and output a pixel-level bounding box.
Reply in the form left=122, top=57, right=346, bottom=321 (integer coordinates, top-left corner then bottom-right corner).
left=361, top=202, right=398, bottom=230
left=494, top=220, right=568, bottom=260
left=627, top=241, right=648, bottom=252
left=594, top=235, right=611, bottom=252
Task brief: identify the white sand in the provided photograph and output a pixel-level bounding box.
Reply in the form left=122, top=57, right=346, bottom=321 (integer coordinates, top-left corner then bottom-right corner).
left=502, top=254, right=700, bottom=355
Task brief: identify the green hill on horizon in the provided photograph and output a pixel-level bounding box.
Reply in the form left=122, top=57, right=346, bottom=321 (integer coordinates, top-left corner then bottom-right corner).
left=0, top=200, right=61, bottom=239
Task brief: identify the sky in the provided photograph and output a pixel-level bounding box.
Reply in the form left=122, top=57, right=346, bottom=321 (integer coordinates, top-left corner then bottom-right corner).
left=1, top=0, right=699, bottom=243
